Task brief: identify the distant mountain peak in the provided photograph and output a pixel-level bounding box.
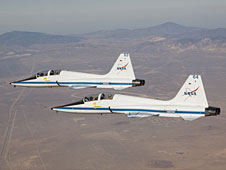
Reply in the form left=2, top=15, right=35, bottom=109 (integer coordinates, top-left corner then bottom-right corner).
left=157, top=22, right=184, bottom=27
left=148, top=22, right=198, bottom=31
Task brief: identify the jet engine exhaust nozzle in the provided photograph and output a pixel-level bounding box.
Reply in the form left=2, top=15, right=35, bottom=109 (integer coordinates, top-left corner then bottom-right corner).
left=132, top=79, right=145, bottom=87
left=205, top=106, right=220, bottom=116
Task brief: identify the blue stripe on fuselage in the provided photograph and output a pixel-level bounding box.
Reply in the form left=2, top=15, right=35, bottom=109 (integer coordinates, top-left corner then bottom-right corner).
left=14, top=81, right=132, bottom=85
left=54, top=107, right=205, bottom=115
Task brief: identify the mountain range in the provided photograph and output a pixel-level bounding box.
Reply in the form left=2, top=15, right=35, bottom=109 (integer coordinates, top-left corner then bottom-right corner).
left=0, top=31, right=81, bottom=46
left=82, top=22, right=226, bottom=39
left=1, top=22, right=226, bottom=46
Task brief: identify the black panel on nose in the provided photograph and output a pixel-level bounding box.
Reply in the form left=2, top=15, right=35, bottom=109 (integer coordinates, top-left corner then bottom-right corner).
left=52, top=99, right=85, bottom=109
left=10, top=75, right=37, bottom=85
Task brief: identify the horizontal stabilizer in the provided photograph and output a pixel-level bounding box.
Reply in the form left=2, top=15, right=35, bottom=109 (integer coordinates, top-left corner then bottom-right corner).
left=180, top=115, right=201, bottom=121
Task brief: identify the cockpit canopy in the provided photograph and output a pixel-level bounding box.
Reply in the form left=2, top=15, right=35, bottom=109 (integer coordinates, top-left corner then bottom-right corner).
left=51, top=93, right=115, bottom=108
left=16, top=70, right=62, bottom=82
left=83, top=93, right=114, bottom=102
left=36, top=70, right=49, bottom=77
left=36, top=70, right=61, bottom=77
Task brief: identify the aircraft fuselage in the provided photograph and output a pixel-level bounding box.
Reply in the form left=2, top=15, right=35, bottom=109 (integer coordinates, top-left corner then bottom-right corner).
left=52, top=93, right=220, bottom=120
left=10, top=70, right=144, bottom=90
left=51, top=75, right=221, bottom=121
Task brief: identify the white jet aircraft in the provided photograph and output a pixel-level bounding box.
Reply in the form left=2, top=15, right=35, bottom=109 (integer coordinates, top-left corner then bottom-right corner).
left=51, top=75, right=220, bottom=121
left=10, top=53, right=145, bottom=90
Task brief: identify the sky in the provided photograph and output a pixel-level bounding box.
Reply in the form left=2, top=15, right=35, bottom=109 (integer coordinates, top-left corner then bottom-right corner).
left=0, top=0, right=226, bottom=35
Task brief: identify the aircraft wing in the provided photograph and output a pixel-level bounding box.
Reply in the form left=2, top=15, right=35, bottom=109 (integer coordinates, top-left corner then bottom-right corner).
left=113, top=86, right=129, bottom=90
left=69, top=85, right=96, bottom=89
left=125, top=112, right=159, bottom=118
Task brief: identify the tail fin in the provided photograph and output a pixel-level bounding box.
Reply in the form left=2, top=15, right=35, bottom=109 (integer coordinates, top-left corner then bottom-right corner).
left=105, top=53, right=135, bottom=79
left=170, top=75, right=208, bottom=107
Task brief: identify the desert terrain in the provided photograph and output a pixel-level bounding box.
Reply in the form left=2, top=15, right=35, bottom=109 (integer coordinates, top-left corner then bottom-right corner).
left=0, top=23, right=226, bottom=169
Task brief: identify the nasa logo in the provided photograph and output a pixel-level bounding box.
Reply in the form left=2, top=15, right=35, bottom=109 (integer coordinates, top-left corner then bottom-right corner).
left=117, top=63, right=129, bottom=70
left=117, top=67, right=126, bottom=70
left=184, top=87, right=199, bottom=96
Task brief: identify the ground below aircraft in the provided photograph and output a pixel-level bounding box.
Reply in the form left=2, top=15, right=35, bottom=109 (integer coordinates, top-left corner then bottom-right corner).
left=52, top=75, right=220, bottom=121
left=10, top=53, right=145, bottom=90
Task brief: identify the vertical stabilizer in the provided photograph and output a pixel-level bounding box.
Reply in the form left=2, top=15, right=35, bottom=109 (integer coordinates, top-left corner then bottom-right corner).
left=170, top=75, right=208, bottom=107
left=105, top=53, right=135, bottom=79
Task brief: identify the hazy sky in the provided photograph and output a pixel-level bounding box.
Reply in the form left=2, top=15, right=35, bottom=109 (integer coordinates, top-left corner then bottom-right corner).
left=0, top=0, right=226, bottom=34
